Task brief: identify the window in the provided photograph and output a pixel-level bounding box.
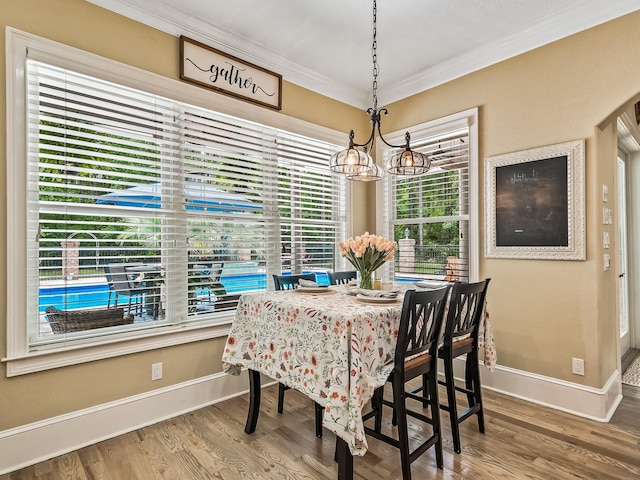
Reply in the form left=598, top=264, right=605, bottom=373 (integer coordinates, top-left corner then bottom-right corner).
left=379, top=109, right=479, bottom=283
left=6, top=29, right=347, bottom=375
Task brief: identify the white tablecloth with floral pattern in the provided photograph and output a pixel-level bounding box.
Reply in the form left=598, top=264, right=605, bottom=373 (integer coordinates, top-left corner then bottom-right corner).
left=221, top=285, right=496, bottom=456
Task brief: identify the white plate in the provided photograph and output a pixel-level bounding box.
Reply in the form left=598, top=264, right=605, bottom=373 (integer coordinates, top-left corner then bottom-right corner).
left=295, top=286, right=334, bottom=293
left=356, top=294, right=401, bottom=304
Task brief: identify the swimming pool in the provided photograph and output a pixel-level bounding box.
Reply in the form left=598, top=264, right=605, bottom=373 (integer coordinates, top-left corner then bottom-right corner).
left=39, top=283, right=112, bottom=312
left=39, top=271, right=331, bottom=311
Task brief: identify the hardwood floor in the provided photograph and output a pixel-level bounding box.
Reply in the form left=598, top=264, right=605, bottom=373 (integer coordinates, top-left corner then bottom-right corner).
left=3, top=382, right=640, bottom=479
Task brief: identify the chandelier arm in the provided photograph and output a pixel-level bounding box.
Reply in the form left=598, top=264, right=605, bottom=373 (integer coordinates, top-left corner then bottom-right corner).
left=375, top=117, right=406, bottom=149
left=349, top=107, right=378, bottom=150
left=349, top=126, right=376, bottom=150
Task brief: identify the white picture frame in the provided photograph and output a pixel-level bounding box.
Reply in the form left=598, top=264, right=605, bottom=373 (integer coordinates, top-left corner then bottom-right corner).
left=485, top=139, right=585, bottom=260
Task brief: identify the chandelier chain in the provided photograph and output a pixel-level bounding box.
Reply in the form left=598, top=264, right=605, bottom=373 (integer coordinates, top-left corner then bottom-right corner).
left=372, top=0, right=379, bottom=112
left=329, top=0, right=431, bottom=178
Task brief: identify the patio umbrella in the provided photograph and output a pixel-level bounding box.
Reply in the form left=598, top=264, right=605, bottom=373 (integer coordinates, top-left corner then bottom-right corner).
left=96, top=183, right=261, bottom=212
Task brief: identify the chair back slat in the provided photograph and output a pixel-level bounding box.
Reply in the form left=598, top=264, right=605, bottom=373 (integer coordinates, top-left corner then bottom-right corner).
left=272, top=273, right=316, bottom=290
left=328, top=271, right=357, bottom=285
left=443, top=279, right=490, bottom=346
left=108, top=263, right=143, bottom=295
left=396, top=286, right=450, bottom=372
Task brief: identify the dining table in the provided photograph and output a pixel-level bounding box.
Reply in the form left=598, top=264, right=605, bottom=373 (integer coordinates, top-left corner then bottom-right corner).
left=221, top=283, right=496, bottom=479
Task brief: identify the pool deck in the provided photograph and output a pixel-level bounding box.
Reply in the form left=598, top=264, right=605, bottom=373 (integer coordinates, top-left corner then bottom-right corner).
left=41, top=276, right=109, bottom=287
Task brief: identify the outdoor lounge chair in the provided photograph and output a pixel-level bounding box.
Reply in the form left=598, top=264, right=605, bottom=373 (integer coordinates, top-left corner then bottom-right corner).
left=45, top=306, right=134, bottom=334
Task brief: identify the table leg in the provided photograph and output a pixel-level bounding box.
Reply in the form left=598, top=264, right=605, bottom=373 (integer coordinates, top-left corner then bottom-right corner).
left=245, top=369, right=261, bottom=434
left=336, top=437, right=354, bottom=480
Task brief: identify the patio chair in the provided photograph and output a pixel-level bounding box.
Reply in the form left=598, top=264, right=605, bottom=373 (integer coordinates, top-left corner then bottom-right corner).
left=107, top=263, right=146, bottom=316
left=192, top=262, right=226, bottom=300
left=45, top=306, right=134, bottom=334
left=189, top=262, right=227, bottom=312
left=103, top=265, right=116, bottom=308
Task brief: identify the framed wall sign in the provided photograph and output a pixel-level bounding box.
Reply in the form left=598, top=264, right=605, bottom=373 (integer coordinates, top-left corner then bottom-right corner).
left=180, top=36, right=282, bottom=110
left=485, top=139, right=585, bottom=260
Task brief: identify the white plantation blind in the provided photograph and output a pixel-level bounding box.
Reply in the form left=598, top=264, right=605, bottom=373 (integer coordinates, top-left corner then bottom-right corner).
left=383, top=125, right=472, bottom=282
left=277, top=132, right=348, bottom=273
left=26, top=59, right=345, bottom=349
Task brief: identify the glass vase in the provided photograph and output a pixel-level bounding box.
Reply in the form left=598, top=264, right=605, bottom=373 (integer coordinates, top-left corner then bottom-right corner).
left=358, top=269, right=374, bottom=290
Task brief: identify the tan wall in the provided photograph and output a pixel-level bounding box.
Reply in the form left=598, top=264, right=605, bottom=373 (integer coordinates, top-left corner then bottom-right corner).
left=0, top=0, right=368, bottom=430
left=384, top=10, right=640, bottom=386
left=2, top=0, right=640, bottom=432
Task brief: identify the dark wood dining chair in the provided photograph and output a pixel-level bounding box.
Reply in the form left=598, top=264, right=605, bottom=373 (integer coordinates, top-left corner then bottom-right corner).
left=362, top=286, right=450, bottom=480
left=272, top=272, right=324, bottom=437
left=437, top=278, right=491, bottom=454
left=272, top=273, right=316, bottom=290
left=328, top=270, right=357, bottom=285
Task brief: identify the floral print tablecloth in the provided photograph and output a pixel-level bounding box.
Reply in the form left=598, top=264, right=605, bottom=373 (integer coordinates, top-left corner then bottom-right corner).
left=221, top=286, right=496, bottom=456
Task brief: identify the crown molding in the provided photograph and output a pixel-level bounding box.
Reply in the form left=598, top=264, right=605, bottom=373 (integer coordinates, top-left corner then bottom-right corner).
left=89, top=0, right=640, bottom=110
left=380, top=0, right=640, bottom=106
left=87, top=0, right=369, bottom=108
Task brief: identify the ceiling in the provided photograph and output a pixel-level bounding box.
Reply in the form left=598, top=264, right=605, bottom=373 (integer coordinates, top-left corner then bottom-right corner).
left=88, top=0, right=640, bottom=109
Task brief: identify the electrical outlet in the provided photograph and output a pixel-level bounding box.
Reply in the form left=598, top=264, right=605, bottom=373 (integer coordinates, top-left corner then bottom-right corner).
left=151, top=362, right=163, bottom=381
left=572, top=358, right=584, bottom=376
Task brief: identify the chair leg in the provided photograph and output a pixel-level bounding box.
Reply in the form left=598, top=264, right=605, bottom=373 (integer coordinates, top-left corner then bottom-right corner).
left=314, top=401, right=323, bottom=438
left=392, top=375, right=412, bottom=480
left=466, top=351, right=485, bottom=434
left=421, top=373, right=429, bottom=408
left=427, top=369, right=444, bottom=468
left=371, top=387, right=384, bottom=433
left=443, top=356, right=462, bottom=454
left=277, top=383, right=287, bottom=414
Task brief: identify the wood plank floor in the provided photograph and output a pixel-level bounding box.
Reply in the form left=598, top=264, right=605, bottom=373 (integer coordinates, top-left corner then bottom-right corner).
left=3, top=382, right=640, bottom=479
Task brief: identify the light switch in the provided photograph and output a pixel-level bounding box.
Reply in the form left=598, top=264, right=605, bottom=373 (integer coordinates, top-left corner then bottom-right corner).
left=604, top=254, right=611, bottom=271
left=603, top=231, right=610, bottom=249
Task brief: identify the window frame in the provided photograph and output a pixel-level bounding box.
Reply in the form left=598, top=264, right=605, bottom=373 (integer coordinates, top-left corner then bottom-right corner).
left=376, top=108, right=480, bottom=282
left=4, top=28, right=350, bottom=376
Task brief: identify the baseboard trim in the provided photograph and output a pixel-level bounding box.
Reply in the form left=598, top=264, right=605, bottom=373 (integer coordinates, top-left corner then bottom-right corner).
left=471, top=359, right=623, bottom=422
left=0, top=371, right=276, bottom=475
left=0, top=362, right=623, bottom=474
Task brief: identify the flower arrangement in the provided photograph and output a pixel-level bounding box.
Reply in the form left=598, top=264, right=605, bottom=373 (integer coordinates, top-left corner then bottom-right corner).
left=338, top=232, right=397, bottom=289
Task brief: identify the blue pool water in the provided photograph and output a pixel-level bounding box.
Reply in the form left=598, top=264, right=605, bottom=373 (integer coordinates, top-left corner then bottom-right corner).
left=39, top=271, right=331, bottom=311
left=40, top=283, right=112, bottom=312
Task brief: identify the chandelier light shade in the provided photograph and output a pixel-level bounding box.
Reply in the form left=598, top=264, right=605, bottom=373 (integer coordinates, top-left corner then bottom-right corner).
left=329, top=130, right=374, bottom=174
left=386, top=132, right=431, bottom=175
left=329, top=0, right=430, bottom=180
left=347, top=161, right=385, bottom=181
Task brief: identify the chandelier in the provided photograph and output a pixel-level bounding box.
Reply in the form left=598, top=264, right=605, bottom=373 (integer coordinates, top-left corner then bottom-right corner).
left=329, top=0, right=430, bottom=181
